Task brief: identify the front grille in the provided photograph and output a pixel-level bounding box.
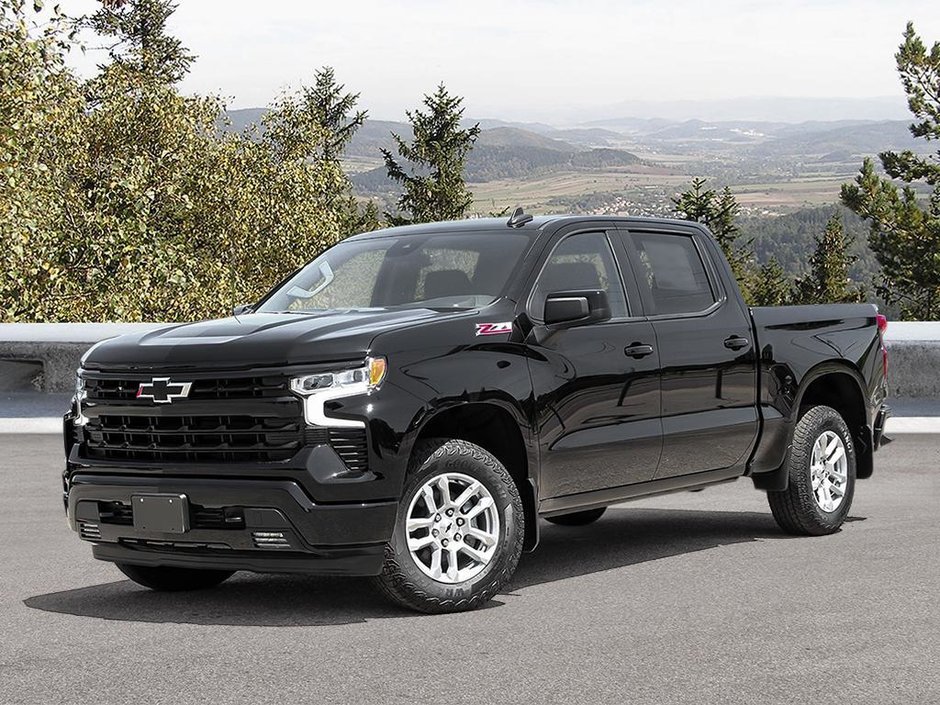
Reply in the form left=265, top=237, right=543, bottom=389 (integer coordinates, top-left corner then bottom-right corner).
left=83, top=414, right=303, bottom=462
left=83, top=376, right=290, bottom=402
left=77, top=370, right=369, bottom=470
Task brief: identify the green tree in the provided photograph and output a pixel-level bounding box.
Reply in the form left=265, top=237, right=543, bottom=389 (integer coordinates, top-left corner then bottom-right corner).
left=841, top=22, right=940, bottom=319
left=0, top=0, right=348, bottom=322
left=382, top=83, right=480, bottom=225
left=673, top=177, right=756, bottom=301
left=0, top=0, right=85, bottom=321
left=263, top=65, right=378, bottom=236
left=793, top=213, right=863, bottom=304
left=83, top=0, right=194, bottom=97
left=752, top=258, right=792, bottom=306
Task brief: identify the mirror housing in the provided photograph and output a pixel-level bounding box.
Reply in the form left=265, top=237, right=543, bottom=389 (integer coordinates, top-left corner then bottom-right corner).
left=543, top=290, right=611, bottom=327
left=233, top=303, right=254, bottom=316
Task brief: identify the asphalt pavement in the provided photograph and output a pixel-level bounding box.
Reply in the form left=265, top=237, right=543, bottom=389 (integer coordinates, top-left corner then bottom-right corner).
left=1, top=434, right=937, bottom=705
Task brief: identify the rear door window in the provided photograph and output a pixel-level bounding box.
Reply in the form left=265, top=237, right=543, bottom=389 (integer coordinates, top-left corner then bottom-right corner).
left=627, top=231, right=717, bottom=316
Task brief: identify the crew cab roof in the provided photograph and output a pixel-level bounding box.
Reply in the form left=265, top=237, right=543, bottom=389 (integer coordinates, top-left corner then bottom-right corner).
left=345, top=215, right=711, bottom=241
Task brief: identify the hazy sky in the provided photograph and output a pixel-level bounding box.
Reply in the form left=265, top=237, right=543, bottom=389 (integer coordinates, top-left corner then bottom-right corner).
left=66, top=0, right=940, bottom=123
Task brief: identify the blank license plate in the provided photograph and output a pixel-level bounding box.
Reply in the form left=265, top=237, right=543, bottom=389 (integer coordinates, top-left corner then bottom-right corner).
left=132, top=494, right=190, bottom=534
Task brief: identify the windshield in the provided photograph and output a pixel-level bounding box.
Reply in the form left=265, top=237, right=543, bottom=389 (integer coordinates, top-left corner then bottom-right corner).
left=257, top=231, right=535, bottom=313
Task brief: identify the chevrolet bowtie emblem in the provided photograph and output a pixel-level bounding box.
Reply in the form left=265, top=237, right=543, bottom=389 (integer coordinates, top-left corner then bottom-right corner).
left=136, top=378, right=193, bottom=404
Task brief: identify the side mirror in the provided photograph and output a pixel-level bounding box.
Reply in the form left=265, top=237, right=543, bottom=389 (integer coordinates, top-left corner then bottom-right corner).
left=543, top=290, right=611, bottom=327
left=233, top=303, right=254, bottom=316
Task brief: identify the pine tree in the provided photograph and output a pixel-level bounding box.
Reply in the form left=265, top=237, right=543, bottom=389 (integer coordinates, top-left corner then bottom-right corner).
left=262, top=65, right=376, bottom=236
left=382, top=84, right=481, bottom=225
left=308, top=66, right=367, bottom=164
left=753, top=258, right=792, bottom=306
left=841, top=22, right=940, bottom=319
left=794, top=213, right=862, bottom=304
left=84, top=0, right=194, bottom=94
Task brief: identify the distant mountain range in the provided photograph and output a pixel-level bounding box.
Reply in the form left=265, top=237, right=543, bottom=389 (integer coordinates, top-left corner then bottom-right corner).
left=222, top=108, right=927, bottom=197
left=224, top=107, right=924, bottom=158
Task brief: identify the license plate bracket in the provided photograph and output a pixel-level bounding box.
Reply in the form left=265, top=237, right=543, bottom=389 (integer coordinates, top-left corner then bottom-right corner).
left=132, top=494, right=190, bottom=534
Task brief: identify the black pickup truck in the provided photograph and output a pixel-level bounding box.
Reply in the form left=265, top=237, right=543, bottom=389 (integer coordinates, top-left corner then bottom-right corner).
left=64, top=212, right=891, bottom=613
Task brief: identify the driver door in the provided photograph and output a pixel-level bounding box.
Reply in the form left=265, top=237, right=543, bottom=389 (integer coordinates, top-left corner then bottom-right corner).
left=526, top=229, right=662, bottom=499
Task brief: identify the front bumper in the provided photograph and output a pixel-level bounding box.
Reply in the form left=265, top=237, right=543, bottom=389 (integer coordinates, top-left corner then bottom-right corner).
left=67, top=473, right=397, bottom=576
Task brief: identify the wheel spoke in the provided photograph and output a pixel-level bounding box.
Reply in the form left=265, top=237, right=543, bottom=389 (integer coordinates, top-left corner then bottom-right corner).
left=421, top=485, right=437, bottom=514
left=459, top=543, right=490, bottom=564
left=825, top=435, right=841, bottom=459
left=828, top=482, right=844, bottom=498
left=408, top=534, right=435, bottom=551
left=446, top=547, right=460, bottom=581
left=429, top=545, right=443, bottom=579
left=464, top=496, right=494, bottom=519
left=436, top=475, right=453, bottom=507
left=407, top=516, right=434, bottom=532
left=821, top=484, right=833, bottom=512
left=466, top=527, right=497, bottom=547
left=451, top=481, right=482, bottom=510
left=827, top=445, right=845, bottom=466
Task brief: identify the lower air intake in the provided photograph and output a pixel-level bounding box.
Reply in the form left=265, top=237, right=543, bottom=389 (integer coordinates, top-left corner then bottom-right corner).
left=79, top=522, right=101, bottom=541
left=252, top=531, right=291, bottom=549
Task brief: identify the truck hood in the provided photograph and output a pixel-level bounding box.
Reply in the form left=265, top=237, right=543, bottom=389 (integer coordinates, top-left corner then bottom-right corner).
left=81, top=308, right=463, bottom=371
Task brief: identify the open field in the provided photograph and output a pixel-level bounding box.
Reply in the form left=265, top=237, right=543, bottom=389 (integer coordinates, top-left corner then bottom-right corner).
left=470, top=169, right=856, bottom=216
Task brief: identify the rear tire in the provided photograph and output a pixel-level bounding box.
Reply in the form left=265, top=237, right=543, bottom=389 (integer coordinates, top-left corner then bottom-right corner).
left=373, top=438, right=524, bottom=614
left=767, top=405, right=856, bottom=536
left=544, top=507, right=606, bottom=526
left=116, top=563, right=234, bottom=591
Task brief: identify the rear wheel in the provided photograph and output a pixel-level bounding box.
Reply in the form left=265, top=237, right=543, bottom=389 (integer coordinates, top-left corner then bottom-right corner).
left=373, top=439, right=524, bottom=613
left=545, top=507, right=606, bottom=526
left=767, top=405, right=856, bottom=536
left=116, top=563, right=234, bottom=591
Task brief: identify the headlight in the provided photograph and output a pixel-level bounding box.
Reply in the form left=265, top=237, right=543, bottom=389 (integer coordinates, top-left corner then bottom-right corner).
left=290, top=357, right=386, bottom=395
left=74, top=370, right=89, bottom=427
left=290, top=357, right=386, bottom=427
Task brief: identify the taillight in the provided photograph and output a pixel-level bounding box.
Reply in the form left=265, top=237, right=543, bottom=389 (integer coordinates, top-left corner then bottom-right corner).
left=876, top=314, right=888, bottom=381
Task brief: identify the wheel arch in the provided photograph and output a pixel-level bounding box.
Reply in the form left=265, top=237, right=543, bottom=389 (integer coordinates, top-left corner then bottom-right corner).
left=795, top=362, right=872, bottom=480
left=409, top=401, right=540, bottom=551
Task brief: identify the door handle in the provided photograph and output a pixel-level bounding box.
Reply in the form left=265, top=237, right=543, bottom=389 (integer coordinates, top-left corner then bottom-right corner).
left=724, top=336, right=750, bottom=351
left=624, top=343, right=655, bottom=359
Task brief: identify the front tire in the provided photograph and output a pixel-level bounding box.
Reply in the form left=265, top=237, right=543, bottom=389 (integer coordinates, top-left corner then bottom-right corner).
left=545, top=507, right=606, bottom=526
left=116, top=563, right=234, bottom=591
left=373, top=439, right=524, bottom=613
left=767, top=405, right=856, bottom=536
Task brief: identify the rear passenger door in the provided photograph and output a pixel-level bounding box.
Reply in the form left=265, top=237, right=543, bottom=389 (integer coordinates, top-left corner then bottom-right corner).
left=614, top=225, right=759, bottom=478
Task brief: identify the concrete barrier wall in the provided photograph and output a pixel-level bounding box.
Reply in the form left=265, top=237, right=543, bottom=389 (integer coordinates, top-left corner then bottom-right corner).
left=0, top=321, right=938, bottom=396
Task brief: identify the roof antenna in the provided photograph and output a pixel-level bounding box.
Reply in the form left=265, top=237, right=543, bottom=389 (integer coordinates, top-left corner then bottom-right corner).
left=507, top=206, right=533, bottom=228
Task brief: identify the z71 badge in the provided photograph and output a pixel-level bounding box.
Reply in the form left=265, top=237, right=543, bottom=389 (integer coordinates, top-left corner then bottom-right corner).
left=475, top=322, right=513, bottom=336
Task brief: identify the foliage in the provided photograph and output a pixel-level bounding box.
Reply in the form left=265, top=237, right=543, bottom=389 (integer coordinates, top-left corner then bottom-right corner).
left=793, top=213, right=863, bottom=304
left=264, top=65, right=379, bottom=237
left=382, top=84, right=480, bottom=225
left=0, top=0, right=359, bottom=322
left=752, top=258, right=792, bottom=307
left=82, top=0, right=194, bottom=95
left=841, top=22, right=940, bottom=319
left=0, top=0, right=86, bottom=321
